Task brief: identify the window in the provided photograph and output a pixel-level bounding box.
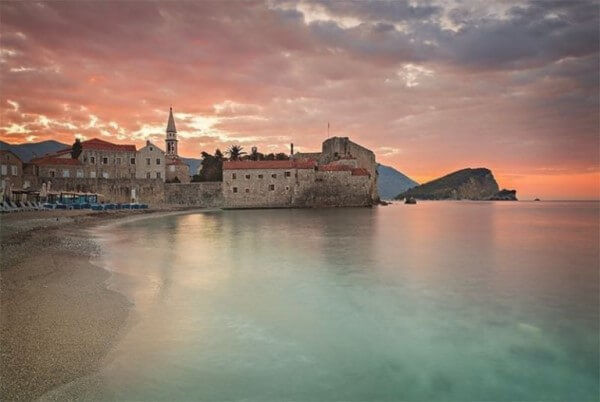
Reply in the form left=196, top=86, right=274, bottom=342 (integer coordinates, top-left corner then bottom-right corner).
left=233, top=187, right=238, bottom=193
left=245, top=174, right=250, bottom=179
left=90, top=171, right=96, bottom=178
left=150, top=147, right=153, bottom=151
left=1, top=165, right=6, bottom=175
left=102, top=157, right=108, bottom=164
left=83, top=157, right=88, bottom=163
left=156, top=172, right=161, bottom=179
left=62, top=170, right=70, bottom=178
left=50, top=170, right=56, bottom=178
left=156, top=158, right=161, bottom=165
left=130, top=158, right=135, bottom=165
left=271, top=173, right=277, bottom=178
left=76, top=170, right=84, bottom=178
left=146, top=172, right=151, bottom=179
left=146, top=158, right=151, bottom=166
left=285, top=186, right=290, bottom=191
left=11, top=165, right=17, bottom=176
left=232, top=173, right=237, bottom=179
left=285, top=171, right=291, bottom=177
left=90, top=156, right=95, bottom=164
left=245, top=188, right=249, bottom=193
left=102, top=172, right=109, bottom=179
left=258, top=174, right=263, bottom=179
left=116, top=157, right=121, bottom=165
left=269, top=184, right=275, bottom=191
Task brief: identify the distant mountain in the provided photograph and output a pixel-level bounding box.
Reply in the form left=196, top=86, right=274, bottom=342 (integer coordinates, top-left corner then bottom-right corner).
left=182, top=158, right=202, bottom=175
left=0, top=140, right=68, bottom=162
left=396, top=167, right=502, bottom=200
left=377, top=164, right=418, bottom=200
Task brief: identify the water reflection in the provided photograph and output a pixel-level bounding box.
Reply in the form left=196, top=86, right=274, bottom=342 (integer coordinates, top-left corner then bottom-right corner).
left=48, top=203, right=599, bottom=401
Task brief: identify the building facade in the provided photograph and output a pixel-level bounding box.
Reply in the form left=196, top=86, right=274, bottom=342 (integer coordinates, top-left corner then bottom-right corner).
left=136, top=140, right=165, bottom=180
left=0, top=150, right=23, bottom=193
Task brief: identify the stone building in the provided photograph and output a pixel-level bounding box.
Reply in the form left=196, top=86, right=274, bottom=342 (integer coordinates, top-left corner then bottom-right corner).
left=28, top=156, right=86, bottom=180
left=222, top=146, right=374, bottom=209
left=294, top=137, right=379, bottom=202
left=223, top=159, right=318, bottom=208
left=164, top=107, right=190, bottom=183
left=0, top=150, right=23, bottom=193
left=136, top=140, right=165, bottom=180
left=36, top=138, right=137, bottom=179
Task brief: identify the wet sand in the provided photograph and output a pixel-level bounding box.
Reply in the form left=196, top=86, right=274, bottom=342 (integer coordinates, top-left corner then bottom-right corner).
left=0, top=209, right=199, bottom=401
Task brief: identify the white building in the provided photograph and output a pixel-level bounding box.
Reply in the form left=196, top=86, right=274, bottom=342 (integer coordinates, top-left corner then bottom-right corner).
left=135, top=140, right=165, bottom=180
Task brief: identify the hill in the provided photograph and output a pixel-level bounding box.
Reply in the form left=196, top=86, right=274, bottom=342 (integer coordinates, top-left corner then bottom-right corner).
left=0, top=140, right=68, bottom=162
left=377, top=164, right=418, bottom=200
left=396, top=168, right=501, bottom=200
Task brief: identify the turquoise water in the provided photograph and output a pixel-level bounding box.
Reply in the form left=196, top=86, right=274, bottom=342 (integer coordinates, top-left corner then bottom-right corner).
left=50, top=202, right=598, bottom=401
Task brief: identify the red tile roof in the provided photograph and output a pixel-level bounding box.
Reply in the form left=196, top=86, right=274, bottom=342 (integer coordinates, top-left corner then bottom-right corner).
left=81, top=138, right=136, bottom=152
left=223, top=159, right=316, bottom=170
left=351, top=168, right=370, bottom=176
left=30, top=156, right=82, bottom=166
left=319, top=163, right=352, bottom=171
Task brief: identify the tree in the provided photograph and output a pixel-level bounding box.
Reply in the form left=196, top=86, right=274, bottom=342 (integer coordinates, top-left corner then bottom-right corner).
left=227, top=145, right=246, bottom=161
left=195, top=150, right=223, bottom=182
left=71, top=138, right=82, bottom=159
left=249, top=147, right=264, bottom=161
left=275, top=152, right=289, bottom=160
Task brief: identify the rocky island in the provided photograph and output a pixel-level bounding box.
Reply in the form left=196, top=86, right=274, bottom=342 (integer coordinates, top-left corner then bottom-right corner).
left=395, top=168, right=517, bottom=201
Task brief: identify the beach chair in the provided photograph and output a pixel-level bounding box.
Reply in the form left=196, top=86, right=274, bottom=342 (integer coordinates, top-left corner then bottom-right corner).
left=9, top=201, right=22, bottom=212
left=26, top=201, right=39, bottom=211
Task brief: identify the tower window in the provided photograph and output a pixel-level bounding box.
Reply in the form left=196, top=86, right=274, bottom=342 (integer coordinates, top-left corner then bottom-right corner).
left=233, top=187, right=238, bottom=193
left=130, top=158, right=135, bottom=164
left=269, top=184, right=275, bottom=191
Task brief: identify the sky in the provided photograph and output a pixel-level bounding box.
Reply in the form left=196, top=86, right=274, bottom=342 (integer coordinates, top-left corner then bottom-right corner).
left=0, top=1, right=598, bottom=199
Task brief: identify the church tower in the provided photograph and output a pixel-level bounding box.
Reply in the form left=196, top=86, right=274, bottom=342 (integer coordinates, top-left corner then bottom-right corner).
left=165, top=107, right=178, bottom=157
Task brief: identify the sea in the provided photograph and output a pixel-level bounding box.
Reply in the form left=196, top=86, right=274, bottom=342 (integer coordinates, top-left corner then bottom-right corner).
left=47, top=201, right=599, bottom=401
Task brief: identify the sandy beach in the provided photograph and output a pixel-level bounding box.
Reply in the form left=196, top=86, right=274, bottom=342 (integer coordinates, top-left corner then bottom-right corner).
left=0, top=208, right=198, bottom=401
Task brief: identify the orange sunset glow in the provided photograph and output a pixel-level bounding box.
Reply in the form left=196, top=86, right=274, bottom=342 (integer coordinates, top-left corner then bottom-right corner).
left=1, top=1, right=598, bottom=199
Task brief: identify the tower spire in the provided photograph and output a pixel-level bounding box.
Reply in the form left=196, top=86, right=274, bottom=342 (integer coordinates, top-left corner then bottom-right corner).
left=167, top=107, right=177, bottom=133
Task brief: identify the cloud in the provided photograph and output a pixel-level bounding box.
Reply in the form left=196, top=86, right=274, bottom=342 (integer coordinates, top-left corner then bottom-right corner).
left=0, top=0, right=597, bottom=198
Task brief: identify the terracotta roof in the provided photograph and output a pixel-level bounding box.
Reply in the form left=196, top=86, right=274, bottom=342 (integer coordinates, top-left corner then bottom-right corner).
left=223, top=159, right=316, bottom=170
left=80, top=138, right=136, bottom=152
left=30, top=156, right=82, bottom=166
left=0, top=149, right=23, bottom=163
left=319, top=163, right=352, bottom=172
left=351, top=168, right=370, bottom=176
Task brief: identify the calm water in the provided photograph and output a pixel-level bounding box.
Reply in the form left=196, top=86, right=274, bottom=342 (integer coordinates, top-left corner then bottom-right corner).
left=49, top=202, right=599, bottom=401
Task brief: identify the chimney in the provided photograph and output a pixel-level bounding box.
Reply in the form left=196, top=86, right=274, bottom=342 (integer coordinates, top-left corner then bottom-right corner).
left=146, top=140, right=151, bottom=146
left=290, top=143, right=294, bottom=155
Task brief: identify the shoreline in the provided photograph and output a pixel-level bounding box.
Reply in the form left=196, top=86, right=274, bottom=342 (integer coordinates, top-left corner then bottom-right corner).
left=0, top=208, right=208, bottom=401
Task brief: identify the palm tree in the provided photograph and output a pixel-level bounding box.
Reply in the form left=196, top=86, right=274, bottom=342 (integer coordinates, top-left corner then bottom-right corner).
left=227, top=145, right=246, bottom=161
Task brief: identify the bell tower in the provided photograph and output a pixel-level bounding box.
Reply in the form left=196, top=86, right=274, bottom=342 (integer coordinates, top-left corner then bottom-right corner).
left=165, top=107, right=178, bottom=157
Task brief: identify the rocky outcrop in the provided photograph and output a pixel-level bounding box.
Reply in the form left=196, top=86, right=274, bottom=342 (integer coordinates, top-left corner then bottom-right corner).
left=487, top=189, right=518, bottom=201
left=395, top=168, right=500, bottom=200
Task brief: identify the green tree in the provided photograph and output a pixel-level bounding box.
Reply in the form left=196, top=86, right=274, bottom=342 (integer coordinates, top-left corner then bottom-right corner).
left=227, top=145, right=246, bottom=161
left=275, top=152, right=289, bottom=160
left=71, top=138, right=82, bottom=159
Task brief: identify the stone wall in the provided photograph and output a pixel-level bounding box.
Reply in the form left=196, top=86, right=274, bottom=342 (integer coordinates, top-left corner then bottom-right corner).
left=34, top=177, right=166, bottom=205
left=222, top=167, right=372, bottom=209
left=165, top=182, right=223, bottom=207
